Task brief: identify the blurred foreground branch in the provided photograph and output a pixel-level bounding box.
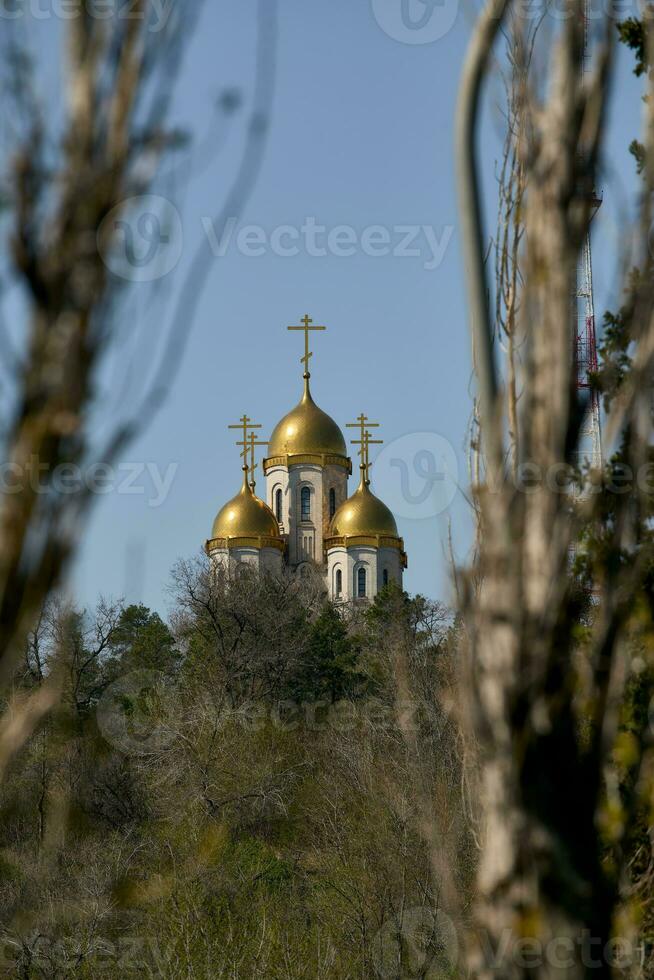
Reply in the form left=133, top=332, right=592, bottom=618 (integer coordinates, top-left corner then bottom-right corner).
left=457, top=1, right=654, bottom=976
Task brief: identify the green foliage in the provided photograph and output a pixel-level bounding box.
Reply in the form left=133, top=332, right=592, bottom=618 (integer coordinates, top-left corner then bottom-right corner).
left=589, top=25, right=654, bottom=953
left=614, top=14, right=651, bottom=169
left=0, top=570, right=467, bottom=978
left=107, top=604, right=179, bottom=676
left=617, top=15, right=649, bottom=76
left=285, top=602, right=364, bottom=703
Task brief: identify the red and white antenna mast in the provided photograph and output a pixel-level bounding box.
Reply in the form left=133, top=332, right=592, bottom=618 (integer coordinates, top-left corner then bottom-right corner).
left=575, top=0, right=603, bottom=473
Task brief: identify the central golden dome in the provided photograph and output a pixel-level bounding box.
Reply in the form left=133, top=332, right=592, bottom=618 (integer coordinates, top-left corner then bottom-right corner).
left=267, top=378, right=347, bottom=458
left=211, top=471, right=281, bottom=541
left=328, top=474, right=399, bottom=539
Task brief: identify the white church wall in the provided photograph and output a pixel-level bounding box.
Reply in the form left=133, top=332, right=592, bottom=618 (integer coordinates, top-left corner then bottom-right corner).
left=264, top=456, right=401, bottom=603
left=327, top=544, right=402, bottom=602
left=377, top=547, right=403, bottom=591
left=322, top=463, right=349, bottom=532
left=266, top=464, right=318, bottom=567
left=326, top=545, right=377, bottom=601
left=265, top=464, right=290, bottom=534
left=259, top=546, right=284, bottom=575
left=349, top=546, right=378, bottom=601
left=266, top=461, right=349, bottom=571
left=288, top=464, right=321, bottom=565
left=207, top=546, right=282, bottom=578
left=207, top=548, right=230, bottom=575
left=326, top=545, right=348, bottom=601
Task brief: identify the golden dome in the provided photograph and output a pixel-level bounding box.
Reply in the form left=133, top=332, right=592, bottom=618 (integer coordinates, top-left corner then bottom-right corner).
left=328, top=473, right=399, bottom=539
left=267, top=378, right=347, bottom=459
left=211, top=470, right=281, bottom=541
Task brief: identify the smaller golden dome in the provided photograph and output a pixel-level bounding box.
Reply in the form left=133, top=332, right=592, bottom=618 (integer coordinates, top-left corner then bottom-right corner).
left=267, top=377, right=347, bottom=459
left=211, top=470, right=281, bottom=541
left=328, top=473, right=399, bottom=539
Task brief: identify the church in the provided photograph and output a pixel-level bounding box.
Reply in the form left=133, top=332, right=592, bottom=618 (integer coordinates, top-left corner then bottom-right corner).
left=205, top=317, right=407, bottom=602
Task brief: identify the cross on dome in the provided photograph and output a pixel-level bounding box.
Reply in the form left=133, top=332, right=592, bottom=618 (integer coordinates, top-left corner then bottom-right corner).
left=347, top=414, right=383, bottom=485
left=288, top=314, right=326, bottom=378
left=240, top=431, right=269, bottom=491
left=228, top=415, right=264, bottom=487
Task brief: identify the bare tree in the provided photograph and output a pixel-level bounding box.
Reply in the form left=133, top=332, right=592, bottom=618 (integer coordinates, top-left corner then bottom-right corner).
left=0, top=2, right=277, bottom=763
left=456, top=0, right=654, bottom=976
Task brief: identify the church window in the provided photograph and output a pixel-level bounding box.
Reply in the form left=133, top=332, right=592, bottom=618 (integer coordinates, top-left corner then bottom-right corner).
left=335, top=568, right=342, bottom=595
left=301, top=486, right=311, bottom=520
left=357, top=567, right=366, bottom=598
left=329, top=487, right=336, bottom=518
left=275, top=488, right=282, bottom=522
left=383, top=568, right=389, bottom=587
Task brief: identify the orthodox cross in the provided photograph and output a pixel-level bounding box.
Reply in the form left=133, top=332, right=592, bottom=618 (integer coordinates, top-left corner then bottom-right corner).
left=288, top=314, right=326, bottom=377
left=347, top=414, right=382, bottom=483
left=241, top=431, right=269, bottom=492
left=228, top=415, right=263, bottom=485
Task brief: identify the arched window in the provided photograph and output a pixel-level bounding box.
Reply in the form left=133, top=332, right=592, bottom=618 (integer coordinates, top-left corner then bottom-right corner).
left=275, top=488, right=282, bottom=522
left=329, top=487, right=336, bottom=519
left=335, top=568, right=342, bottom=595
left=301, top=486, right=311, bottom=521
left=383, top=568, right=389, bottom=587
left=357, top=567, right=367, bottom=598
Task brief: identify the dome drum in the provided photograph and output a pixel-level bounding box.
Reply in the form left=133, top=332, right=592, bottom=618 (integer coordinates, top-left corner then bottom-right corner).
left=324, top=533, right=407, bottom=567
left=263, top=452, right=352, bottom=475
left=206, top=534, right=285, bottom=554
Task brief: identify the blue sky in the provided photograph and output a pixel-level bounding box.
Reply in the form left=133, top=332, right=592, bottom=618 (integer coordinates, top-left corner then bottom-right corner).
left=12, top=0, right=644, bottom=614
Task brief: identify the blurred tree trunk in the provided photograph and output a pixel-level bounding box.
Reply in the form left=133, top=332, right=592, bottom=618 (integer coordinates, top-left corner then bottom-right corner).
left=0, top=2, right=276, bottom=767
left=457, top=2, right=654, bottom=976
left=0, top=9, right=177, bottom=675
